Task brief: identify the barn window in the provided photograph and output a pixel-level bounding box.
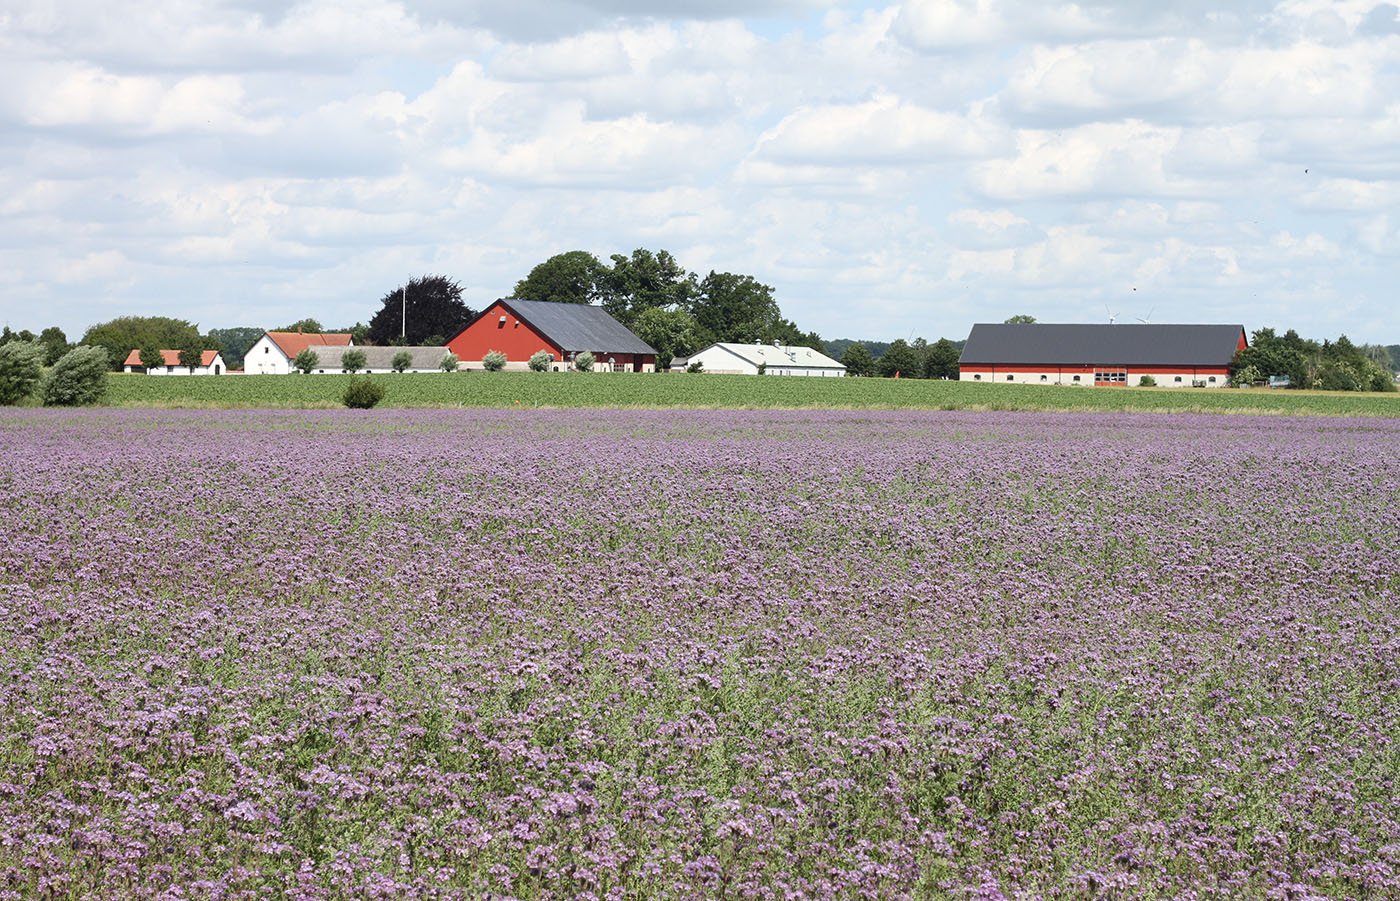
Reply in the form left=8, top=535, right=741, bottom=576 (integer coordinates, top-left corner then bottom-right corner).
left=1208, top=376, right=1217, bottom=383
left=1006, top=374, right=1014, bottom=381
left=1040, top=375, right=1047, bottom=381
left=973, top=374, right=981, bottom=381
left=1072, top=375, right=1081, bottom=383
left=1174, top=376, right=1182, bottom=383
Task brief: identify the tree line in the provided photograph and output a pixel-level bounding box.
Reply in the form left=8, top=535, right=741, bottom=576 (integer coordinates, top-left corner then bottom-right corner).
left=1232, top=328, right=1396, bottom=391
left=512, top=249, right=824, bottom=369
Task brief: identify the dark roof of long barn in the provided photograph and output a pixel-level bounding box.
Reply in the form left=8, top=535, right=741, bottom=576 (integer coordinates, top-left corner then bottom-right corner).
left=488, top=299, right=656, bottom=355
left=959, top=323, right=1245, bottom=366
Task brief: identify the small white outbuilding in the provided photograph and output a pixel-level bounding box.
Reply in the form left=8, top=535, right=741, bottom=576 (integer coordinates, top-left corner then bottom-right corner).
left=677, top=343, right=846, bottom=376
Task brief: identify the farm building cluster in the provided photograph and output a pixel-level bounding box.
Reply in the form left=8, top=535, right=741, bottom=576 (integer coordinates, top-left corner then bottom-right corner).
left=124, top=307, right=1249, bottom=388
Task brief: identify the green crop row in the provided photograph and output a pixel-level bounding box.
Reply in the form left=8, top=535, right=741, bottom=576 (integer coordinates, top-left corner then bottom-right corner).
left=102, top=371, right=1400, bottom=416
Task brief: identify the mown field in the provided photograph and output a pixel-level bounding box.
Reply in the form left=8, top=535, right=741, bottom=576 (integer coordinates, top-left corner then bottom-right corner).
left=103, top=371, right=1400, bottom=417
left=2, top=408, right=1398, bottom=899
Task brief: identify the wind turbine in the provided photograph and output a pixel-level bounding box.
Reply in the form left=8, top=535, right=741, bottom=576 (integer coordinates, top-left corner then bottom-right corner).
left=1104, top=303, right=1119, bottom=325
left=1135, top=307, right=1156, bottom=324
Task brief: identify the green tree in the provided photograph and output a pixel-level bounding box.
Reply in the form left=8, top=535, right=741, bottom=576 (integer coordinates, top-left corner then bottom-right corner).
left=924, top=338, right=961, bottom=379
left=391, top=350, right=413, bottom=373
left=483, top=350, right=507, bottom=372
left=207, top=327, right=263, bottom=370
left=439, top=352, right=459, bottom=372
left=82, top=316, right=201, bottom=372
left=599, top=249, right=697, bottom=326
left=280, top=318, right=323, bottom=333
left=293, top=348, right=319, bottom=374
left=515, top=251, right=605, bottom=305
left=878, top=339, right=921, bottom=378
left=139, top=343, right=166, bottom=372
left=0, top=341, right=44, bottom=405
left=341, top=349, right=367, bottom=373
left=630, top=307, right=703, bottom=371
left=573, top=351, right=595, bottom=372
left=692, top=271, right=782, bottom=344
left=1004, top=314, right=1037, bottom=324
left=42, top=346, right=108, bottom=406
left=528, top=350, right=552, bottom=371
left=178, top=342, right=204, bottom=373
left=38, top=327, right=69, bottom=366
left=368, top=275, right=474, bottom=346
left=841, top=343, right=875, bottom=377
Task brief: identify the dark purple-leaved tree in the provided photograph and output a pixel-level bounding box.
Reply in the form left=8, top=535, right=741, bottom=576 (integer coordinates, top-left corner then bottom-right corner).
left=367, top=276, right=475, bottom=346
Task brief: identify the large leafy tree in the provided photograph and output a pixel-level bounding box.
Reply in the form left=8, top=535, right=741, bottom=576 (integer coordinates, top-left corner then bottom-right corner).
left=691, top=271, right=784, bottom=345
left=515, top=251, right=605, bottom=305
left=368, top=276, right=474, bottom=346
left=631, top=307, right=705, bottom=371
left=840, top=343, right=875, bottom=377
left=924, top=338, right=961, bottom=379
left=877, top=339, right=922, bottom=378
left=599, top=249, right=697, bottom=327
left=207, top=327, right=263, bottom=370
left=38, top=327, right=70, bottom=366
left=82, top=316, right=202, bottom=372
left=0, top=341, right=44, bottom=405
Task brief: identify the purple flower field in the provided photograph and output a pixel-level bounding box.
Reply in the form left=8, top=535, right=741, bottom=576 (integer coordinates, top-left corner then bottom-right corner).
left=2, top=409, right=1398, bottom=900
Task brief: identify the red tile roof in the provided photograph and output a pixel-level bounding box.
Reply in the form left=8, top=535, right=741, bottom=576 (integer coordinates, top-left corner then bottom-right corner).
left=267, top=332, right=352, bottom=357
left=123, top=349, right=219, bottom=367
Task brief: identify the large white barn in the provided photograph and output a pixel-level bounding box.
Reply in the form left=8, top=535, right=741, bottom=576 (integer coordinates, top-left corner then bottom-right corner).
left=678, top=343, right=846, bottom=376
left=959, top=324, right=1247, bottom=387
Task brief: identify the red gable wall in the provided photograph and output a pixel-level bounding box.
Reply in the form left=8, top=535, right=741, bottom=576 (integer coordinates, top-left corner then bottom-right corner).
left=447, top=301, right=563, bottom=365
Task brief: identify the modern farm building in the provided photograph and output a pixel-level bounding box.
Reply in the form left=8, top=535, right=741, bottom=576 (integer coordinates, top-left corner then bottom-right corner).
left=446, top=299, right=657, bottom=372
left=959, top=323, right=1247, bottom=387
left=676, top=343, right=846, bottom=376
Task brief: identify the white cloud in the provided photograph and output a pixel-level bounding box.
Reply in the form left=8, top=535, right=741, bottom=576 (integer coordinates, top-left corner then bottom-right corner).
left=0, top=0, right=1397, bottom=343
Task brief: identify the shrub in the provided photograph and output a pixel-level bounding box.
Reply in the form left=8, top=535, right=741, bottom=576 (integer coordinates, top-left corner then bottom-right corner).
left=340, top=349, right=367, bottom=373
left=573, top=351, right=595, bottom=372
left=342, top=376, right=385, bottom=409
left=687, top=360, right=704, bottom=373
left=1137, top=374, right=1156, bottom=387
left=293, top=348, right=318, bottom=374
left=757, top=362, right=767, bottom=376
left=1232, top=365, right=1261, bottom=388
left=483, top=351, right=507, bottom=372
left=391, top=350, right=413, bottom=373
left=42, top=345, right=109, bottom=406
left=0, top=341, right=44, bottom=405
left=528, top=350, right=552, bottom=372
left=439, top=352, right=459, bottom=372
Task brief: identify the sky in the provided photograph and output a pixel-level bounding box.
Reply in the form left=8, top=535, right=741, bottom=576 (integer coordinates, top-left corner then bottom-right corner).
left=3, top=0, right=1399, bottom=345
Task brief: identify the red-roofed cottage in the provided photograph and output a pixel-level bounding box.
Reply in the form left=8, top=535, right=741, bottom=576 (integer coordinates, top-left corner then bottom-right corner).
left=243, top=331, right=354, bottom=374
left=123, top=349, right=227, bottom=375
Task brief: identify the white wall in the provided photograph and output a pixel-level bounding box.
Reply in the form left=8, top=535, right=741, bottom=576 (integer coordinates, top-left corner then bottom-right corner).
left=244, top=335, right=291, bottom=374
left=960, top=369, right=1227, bottom=387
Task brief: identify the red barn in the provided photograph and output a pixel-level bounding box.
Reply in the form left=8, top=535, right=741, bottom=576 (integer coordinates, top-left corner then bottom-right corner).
left=447, top=299, right=657, bottom=372
left=959, top=323, right=1247, bottom=387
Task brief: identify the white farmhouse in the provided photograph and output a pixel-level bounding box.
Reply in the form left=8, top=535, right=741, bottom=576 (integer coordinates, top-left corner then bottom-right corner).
left=243, top=331, right=354, bottom=374
left=677, top=343, right=846, bottom=376
left=122, top=349, right=228, bottom=375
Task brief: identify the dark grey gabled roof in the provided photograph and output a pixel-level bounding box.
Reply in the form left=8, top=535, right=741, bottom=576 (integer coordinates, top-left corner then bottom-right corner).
left=491, top=299, right=656, bottom=355
left=959, top=323, right=1246, bottom=367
